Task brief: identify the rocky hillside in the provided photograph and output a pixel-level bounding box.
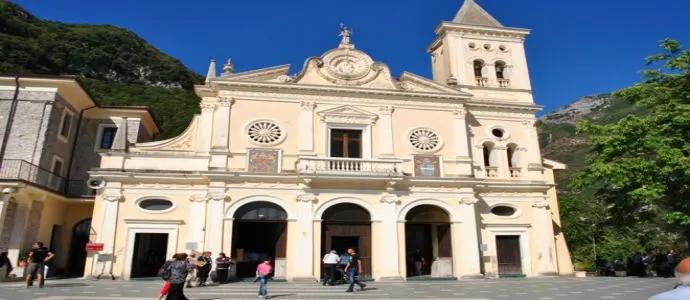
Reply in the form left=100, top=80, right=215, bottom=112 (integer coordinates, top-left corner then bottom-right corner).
left=0, top=2, right=203, bottom=138
left=538, top=94, right=645, bottom=189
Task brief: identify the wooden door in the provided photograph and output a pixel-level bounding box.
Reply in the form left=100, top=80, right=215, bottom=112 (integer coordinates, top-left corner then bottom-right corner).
left=323, top=224, right=372, bottom=278
left=496, top=235, right=523, bottom=275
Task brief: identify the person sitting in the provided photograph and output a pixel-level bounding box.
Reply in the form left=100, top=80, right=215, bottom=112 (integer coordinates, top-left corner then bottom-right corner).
left=648, top=257, right=690, bottom=299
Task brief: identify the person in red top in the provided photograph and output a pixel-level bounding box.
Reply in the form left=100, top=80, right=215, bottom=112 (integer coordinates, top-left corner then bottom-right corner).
left=255, top=258, right=273, bottom=299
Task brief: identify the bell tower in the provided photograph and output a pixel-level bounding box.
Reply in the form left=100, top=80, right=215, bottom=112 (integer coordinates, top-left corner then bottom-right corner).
left=428, top=0, right=533, bottom=98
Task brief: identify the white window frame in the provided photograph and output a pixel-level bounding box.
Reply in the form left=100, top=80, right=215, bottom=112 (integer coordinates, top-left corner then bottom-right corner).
left=94, top=124, right=119, bottom=151
left=57, top=109, right=74, bottom=143
left=50, top=155, right=65, bottom=176
left=122, top=219, right=181, bottom=279
left=325, top=123, right=371, bottom=159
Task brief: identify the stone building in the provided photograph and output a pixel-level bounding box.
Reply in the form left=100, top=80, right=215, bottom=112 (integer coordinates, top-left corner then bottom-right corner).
left=0, top=75, right=159, bottom=277
left=84, top=0, right=574, bottom=280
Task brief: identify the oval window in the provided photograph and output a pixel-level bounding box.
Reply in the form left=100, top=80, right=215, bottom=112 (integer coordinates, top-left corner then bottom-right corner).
left=491, top=206, right=516, bottom=217
left=138, top=199, right=174, bottom=211
left=491, top=128, right=504, bottom=138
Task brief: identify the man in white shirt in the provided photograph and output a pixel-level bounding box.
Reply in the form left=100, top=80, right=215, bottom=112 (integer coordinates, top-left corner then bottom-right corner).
left=649, top=257, right=690, bottom=300
left=322, top=250, right=340, bottom=286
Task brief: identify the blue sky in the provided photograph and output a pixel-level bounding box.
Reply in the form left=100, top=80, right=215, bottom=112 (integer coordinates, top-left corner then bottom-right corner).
left=13, top=0, right=690, bottom=114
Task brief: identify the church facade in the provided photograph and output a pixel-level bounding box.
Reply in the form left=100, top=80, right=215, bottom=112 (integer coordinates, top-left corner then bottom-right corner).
left=83, top=0, right=574, bottom=280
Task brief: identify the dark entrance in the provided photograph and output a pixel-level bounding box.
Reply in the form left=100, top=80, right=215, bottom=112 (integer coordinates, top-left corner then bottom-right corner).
left=130, top=233, right=168, bottom=278
left=232, top=201, right=288, bottom=279
left=496, top=235, right=523, bottom=275
left=321, top=203, right=371, bottom=279
left=67, top=218, right=91, bottom=276
left=404, top=205, right=452, bottom=277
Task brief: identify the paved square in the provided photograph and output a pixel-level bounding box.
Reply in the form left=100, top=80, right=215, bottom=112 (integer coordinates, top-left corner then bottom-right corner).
left=0, top=277, right=678, bottom=299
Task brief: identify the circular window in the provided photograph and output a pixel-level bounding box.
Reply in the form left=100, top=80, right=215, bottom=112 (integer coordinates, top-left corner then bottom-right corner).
left=483, top=44, right=492, bottom=50
left=468, top=42, right=477, bottom=49
left=498, top=45, right=507, bottom=51
left=491, top=206, right=516, bottom=217
left=408, top=128, right=442, bottom=152
left=138, top=199, right=174, bottom=211
left=491, top=128, right=504, bottom=138
left=246, top=120, right=285, bottom=146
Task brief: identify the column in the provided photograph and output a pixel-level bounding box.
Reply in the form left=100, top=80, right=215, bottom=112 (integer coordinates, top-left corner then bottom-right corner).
left=91, top=193, right=121, bottom=278
left=209, top=97, right=234, bottom=169
left=204, top=193, right=226, bottom=257
left=378, top=106, right=395, bottom=158
left=452, top=106, right=473, bottom=175
left=0, top=194, right=9, bottom=249
left=456, top=197, right=482, bottom=278
left=532, top=199, right=557, bottom=275
left=493, top=146, right=509, bottom=178
left=299, top=101, right=316, bottom=155
left=188, top=195, right=207, bottom=251
left=197, top=102, right=216, bottom=153
left=522, top=120, right=543, bottom=173
left=378, top=194, right=403, bottom=280
left=293, top=193, right=316, bottom=280
left=6, top=202, right=29, bottom=265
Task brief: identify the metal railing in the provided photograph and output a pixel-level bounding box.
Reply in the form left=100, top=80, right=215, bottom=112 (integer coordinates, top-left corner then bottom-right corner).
left=66, top=179, right=96, bottom=198
left=0, top=159, right=64, bottom=192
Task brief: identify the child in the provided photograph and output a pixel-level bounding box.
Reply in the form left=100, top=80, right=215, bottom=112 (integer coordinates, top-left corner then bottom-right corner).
left=255, top=258, right=273, bottom=299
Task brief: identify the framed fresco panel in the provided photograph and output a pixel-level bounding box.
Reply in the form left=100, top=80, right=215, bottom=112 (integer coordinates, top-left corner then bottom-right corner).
left=247, top=149, right=282, bottom=173
left=413, top=155, right=441, bottom=177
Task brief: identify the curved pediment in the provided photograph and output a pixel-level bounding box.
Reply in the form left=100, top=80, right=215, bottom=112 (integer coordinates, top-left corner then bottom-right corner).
left=133, top=116, right=199, bottom=152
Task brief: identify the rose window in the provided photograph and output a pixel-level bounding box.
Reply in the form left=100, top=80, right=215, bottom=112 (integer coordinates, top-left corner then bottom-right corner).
left=408, top=128, right=441, bottom=152
left=247, top=121, right=284, bottom=145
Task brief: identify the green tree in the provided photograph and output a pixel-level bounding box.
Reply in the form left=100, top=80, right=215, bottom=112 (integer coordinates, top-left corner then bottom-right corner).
left=573, top=39, right=690, bottom=241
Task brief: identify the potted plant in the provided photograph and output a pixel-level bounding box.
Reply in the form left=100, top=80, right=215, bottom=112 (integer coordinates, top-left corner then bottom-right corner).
left=573, top=262, right=587, bottom=278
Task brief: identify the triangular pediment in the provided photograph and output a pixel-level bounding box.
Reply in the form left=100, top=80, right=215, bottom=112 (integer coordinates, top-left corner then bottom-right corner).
left=397, top=72, right=473, bottom=96
left=317, top=105, right=379, bottom=124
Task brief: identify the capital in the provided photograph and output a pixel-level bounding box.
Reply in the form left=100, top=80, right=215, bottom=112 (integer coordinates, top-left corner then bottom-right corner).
left=452, top=105, right=466, bottom=117
left=218, top=97, right=235, bottom=107
left=532, top=200, right=549, bottom=209
left=379, top=105, right=394, bottom=115
left=190, top=195, right=207, bottom=202
left=380, top=194, right=399, bottom=204
left=207, top=193, right=228, bottom=202
left=300, top=101, right=316, bottom=111
left=102, top=194, right=122, bottom=202
left=200, top=102, right=216, bottom=113
left=297, top=193, right=317, bottom=202
left=460, top=197, right=479, bottom=205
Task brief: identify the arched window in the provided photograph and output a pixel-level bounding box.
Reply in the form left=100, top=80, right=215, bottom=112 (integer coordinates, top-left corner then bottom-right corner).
left=495, top=61, right=506, bottom=79
left=507, top=143, right=521, bottom=177
left=482, top=142, right=498, bottom=177
left=473, top=60, right=484, bottom=77
left=482, top=145, right=491, bottom=167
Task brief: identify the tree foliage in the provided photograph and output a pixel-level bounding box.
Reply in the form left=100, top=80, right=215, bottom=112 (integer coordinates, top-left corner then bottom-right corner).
left=573, top=39, right=690, bottom=241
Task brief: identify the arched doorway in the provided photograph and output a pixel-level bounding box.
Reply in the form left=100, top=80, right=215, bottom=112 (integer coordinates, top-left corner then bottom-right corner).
left=231, top=201, right=288, bottom=279
left=68, top=218, right=91, bottom=276
left=321, top=203, right=372, bottom=279
left=404, top=205, right=452, bottom=278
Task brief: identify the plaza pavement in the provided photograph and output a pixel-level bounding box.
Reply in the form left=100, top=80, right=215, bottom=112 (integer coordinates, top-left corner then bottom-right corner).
left=0, top=276, right=678, bottom=300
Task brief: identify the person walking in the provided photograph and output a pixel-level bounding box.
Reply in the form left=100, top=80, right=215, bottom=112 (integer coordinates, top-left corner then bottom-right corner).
left=157, top=255, right=176, bottom=300
left=164, top=253, right=195, bottom=300
left=322, top=250, right=340, bottom=286
left=255, top=258, right=273, bottom=299
left=215, top=253, right=230, bottom=284
left=25, top=242, right=54, bottom=288
left=411, top=249, right=425, bottom=276
left=343, top=248, right=366, bottom=293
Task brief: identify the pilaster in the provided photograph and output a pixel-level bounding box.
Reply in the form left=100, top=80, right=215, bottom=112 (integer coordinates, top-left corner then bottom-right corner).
left=299, top=101, right=316, bottom=155
left=378, top=106, right=395, bottom=158
left=472, top=145, right=486, bottom=178
left=378, top=194, right=403, bottom=281
left=197, top=101, right=216, bottom=153
left=456, top=197, right=482, bottom=278
left=204, top=192, right=227, bottom=258
left=209, top=97, right=235, bottom=169
left=6, top=201, right=30, bottom=266
left=91, top=193, right=122, bottom=278
left=522, top=120, right=544, bottom=176
left=188, top=195, right=208, bottom=251
left=532, top=199, right=557, bottom=275
left=452, top=106, right=473, bottom=175
left=0, top=194, right=10, bottom=250
left=294, top=193, right=316, bottom=280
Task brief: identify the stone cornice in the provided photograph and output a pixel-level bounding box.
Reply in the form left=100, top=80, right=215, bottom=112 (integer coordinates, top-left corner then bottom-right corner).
left=465, top=101, right=542, bottom=113
left=435, top=22, right=531, bottom=38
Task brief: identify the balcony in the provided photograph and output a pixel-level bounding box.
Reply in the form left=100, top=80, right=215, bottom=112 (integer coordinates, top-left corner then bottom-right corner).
left=498, top=78, right=510, bottom=88
left=0, top=159, right=64, bottom=193
left=296, top=157, right=403, bottom=179
left=475, top=76, right=488, bottom=87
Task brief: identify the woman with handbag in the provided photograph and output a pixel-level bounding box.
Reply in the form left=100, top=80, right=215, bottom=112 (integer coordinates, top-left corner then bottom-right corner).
left=156, top=255, right=176, bottom=300
left=163, top=253, right=196, bottom=300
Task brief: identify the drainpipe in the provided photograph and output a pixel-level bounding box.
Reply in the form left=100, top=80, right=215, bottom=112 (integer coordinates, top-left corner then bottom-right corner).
left=0, top=76, right=22, bottom=171
left=64, top=105, right=98, bottom=195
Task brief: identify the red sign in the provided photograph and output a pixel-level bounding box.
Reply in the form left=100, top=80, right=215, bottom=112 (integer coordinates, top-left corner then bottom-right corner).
left=85, top=243, right=104, bottom=252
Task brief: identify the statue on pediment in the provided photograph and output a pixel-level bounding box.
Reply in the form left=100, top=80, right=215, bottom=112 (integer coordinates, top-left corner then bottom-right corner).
left=339, top=23, right=352, bottom=45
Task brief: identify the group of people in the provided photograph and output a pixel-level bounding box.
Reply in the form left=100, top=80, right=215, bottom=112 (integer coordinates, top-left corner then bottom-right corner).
left=156, top=251, right=269, bottom=300
left=595, top=250, right=679, bottom=278
left=321, top=248, right=367, bottom=293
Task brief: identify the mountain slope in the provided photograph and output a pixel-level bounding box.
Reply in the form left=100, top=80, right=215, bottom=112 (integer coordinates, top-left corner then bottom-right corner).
left=0, top=2, right=203, bottom=138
